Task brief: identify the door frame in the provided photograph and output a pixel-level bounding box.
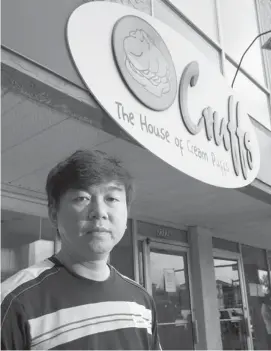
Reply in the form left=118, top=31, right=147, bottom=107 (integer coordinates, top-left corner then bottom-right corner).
left=213, top=248, right=254, bottom=350
left=137, top=235, right=198, bottom=348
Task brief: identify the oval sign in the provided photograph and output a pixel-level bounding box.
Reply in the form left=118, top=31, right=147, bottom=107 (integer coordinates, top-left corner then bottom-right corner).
left=67, top=1, right=260, bottom=188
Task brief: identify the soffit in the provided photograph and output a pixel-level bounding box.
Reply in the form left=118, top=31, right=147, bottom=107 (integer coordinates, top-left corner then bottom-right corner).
left=1, top=89, right=271, bottom=249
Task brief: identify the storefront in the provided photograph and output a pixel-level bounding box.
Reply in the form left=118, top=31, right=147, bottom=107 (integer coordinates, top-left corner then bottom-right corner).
left=2, top=0, right=271, bottom=350
left=2, top=209, right=271, bottom=349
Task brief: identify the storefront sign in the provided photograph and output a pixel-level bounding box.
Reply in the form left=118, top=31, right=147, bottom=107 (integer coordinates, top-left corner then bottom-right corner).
left=156, top=228, right=172, bottom=238
left=67, top=2, right=260, bottom=188
left=137, top=221, right=188, bottom=243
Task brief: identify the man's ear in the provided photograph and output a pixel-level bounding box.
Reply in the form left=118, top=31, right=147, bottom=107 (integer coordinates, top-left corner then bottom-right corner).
left=48, top=205, right=58, bottom=228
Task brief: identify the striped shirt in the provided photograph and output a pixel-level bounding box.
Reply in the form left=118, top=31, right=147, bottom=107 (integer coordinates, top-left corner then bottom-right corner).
left=1, top=256, right=161, bottom=350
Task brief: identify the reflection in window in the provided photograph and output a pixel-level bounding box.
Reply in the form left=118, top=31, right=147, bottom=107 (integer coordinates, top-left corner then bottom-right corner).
left=1, top=210, right=55, bottom=282
left=215, top=259, right=242, bottom=309
left=110, top=219, right=134, bottom=280
left=150, top=249, right=194, bottom=350
left=257, top=0, right=271, bottom=86
left=220, top=0, right=266, bottom=84
left=165, top=0, right=218, bottom=41
left=153, top=0, right=221, bottom=73
left=225, top=60, right=271, bottom=130
left=214, top=258, right=247, bottom=350
left=241, top=245, right=271, bottom=350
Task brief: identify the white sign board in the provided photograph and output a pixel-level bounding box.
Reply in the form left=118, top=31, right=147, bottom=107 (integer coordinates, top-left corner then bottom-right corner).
left=164, top=269, right=177, bottom=293
left=67, top=2, right=260, bottom=188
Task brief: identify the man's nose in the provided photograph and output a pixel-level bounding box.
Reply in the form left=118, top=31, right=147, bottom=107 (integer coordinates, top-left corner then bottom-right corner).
left=87, top=198, right=108, bottom=219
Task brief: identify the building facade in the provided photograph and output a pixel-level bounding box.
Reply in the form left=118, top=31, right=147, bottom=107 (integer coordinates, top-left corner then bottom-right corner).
left=1, top=0, right=271, bottom=349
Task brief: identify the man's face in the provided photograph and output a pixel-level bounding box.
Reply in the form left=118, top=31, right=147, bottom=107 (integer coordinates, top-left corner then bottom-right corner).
left=50, top=181, right=128, bottom=261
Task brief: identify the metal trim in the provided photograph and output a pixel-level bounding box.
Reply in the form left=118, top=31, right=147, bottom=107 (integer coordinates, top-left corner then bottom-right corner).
left=238, top=244, right=254, bottom=350
left=132, top=219, right=140, bottom=283
left=214, top=0, right=226, bottom=75
left=151, top=0, right=154, bottom=17
left=265, top=249, right=271, bottom=287
left=213, top=246, right=254, bottom=350
left=254, top=0, right=271, bottom=90
left=143, top=239, right=152, bottom=294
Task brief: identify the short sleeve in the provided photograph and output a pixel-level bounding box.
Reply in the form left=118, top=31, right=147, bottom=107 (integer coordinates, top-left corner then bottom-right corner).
left=1, top=295, right=31, bottom=350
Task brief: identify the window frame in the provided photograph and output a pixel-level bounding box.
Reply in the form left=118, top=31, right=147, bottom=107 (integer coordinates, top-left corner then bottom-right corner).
left=158, top=0, right=271, bottom=130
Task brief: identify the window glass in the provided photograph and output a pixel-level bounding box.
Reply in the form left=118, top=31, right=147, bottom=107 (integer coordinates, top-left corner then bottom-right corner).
left=220, top=0, right=266, bottom=84
left=212, top=237, right=239, bottom=252
left=110, top=219, right=134, bottom=279
left=28, top=240, right=55, bottom=266
left=153, top=0, right=221, bottom=73
left=150, top=249, right=194, bottom=350
left=214, top=258, right=248, bottom=350
left=1, top=210, right=55, bottom=282
left=41, top=218, right=60, bottom=253
left=165, top=0, right=218, bottom=41
left=241, top=245, right=271, bottom=350
left=258, top=0, right=271, bottom=87
left=225, top=60, right=271, bottom=129
left=1, top=246, right=30, bottom=282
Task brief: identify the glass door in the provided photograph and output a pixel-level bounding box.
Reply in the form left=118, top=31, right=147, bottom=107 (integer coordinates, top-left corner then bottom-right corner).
left=138, top=239, right=195, bottom=350
left=213, top=250, right=253, bottom=350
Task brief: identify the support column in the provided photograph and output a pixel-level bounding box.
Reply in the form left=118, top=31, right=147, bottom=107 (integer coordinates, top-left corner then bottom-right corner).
left=189, top=226, right=222, bottom=350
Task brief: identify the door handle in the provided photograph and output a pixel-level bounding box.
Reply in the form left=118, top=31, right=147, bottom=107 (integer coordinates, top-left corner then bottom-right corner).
left=243, top=317, right=250, bottom=336
left=174, top=321, right=186, bottom=327
left=192, top=320, right=199, bottom=345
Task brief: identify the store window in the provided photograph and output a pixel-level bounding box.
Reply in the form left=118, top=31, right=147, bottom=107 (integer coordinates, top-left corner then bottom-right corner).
left=165, top=0, right=218, bottom=41
left=153, top=0, right=221, bottom=73
left=257, top=0, right=271, bottom=87
left=241, top=245, right=271, bottom=350
left=1, top=210, right=56, bottom=282
left=213, top=257, right=248, bottom=350
left=110, top=219, right=134, bottom=280
left=212, top=237, right=239, bottom=253
left=220, top=0, right=266, bottom=85
left=225, top=60, right=271, bottom=129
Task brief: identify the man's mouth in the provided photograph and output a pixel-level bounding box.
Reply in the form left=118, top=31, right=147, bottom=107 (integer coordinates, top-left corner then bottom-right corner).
left=86, top=227, right=110, bottom=235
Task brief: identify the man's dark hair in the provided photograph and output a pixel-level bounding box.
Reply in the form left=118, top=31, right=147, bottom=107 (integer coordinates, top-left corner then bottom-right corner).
left=46, top=149, right=134, bottom=209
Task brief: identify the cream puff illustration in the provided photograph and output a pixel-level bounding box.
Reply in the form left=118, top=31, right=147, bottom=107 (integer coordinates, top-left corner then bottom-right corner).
left=123, top=29, right=171, bottom=97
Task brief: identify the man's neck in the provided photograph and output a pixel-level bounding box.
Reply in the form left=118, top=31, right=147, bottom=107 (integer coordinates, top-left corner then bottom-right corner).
left=56, top=250, right=110, bottom=282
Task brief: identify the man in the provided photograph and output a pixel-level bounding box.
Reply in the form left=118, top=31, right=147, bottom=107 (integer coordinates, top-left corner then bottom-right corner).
left=1, top=150, right=161, bottom=350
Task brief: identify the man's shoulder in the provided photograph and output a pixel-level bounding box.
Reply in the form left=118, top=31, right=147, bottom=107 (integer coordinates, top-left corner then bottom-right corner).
left=113, top=268, right=146, bottom=290
left=1, top=258, right=57, bottom=304
left=111, top=267, right=154, bottom=304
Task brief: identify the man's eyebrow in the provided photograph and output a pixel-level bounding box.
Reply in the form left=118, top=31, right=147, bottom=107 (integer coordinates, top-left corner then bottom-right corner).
left=106, top=185, right=125, bottom=192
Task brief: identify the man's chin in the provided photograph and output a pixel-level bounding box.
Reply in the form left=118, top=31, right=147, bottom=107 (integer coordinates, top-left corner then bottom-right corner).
left=86, top=242, right=113, bottom=256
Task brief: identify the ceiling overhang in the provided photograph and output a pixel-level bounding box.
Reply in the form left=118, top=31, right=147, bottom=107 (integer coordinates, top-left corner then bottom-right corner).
left=2, top=47, right=271, bottom=249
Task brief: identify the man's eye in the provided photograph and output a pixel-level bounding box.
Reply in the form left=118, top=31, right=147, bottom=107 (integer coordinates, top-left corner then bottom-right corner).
left=74, top=196, right=89, bottom=203
left=107, top=197, right=119, bottom=203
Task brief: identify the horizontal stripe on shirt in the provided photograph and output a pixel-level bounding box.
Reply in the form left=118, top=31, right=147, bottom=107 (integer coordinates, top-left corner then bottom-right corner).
left=29, top=301, right=152, bottom=350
